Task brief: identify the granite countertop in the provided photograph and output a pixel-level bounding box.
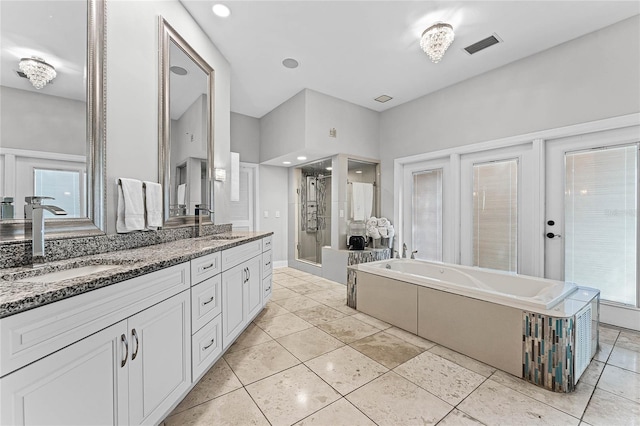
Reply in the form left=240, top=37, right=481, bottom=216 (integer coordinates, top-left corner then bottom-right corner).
left=0, top=231, right=272, bottom=318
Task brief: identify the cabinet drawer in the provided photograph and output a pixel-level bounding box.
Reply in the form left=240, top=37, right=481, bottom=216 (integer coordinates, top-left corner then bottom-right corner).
left=221, top=240, right=262, bottom=271
left=191, top=275, right=221, bottom=334
left=262, top=250, right=273, bottom=277
left=0, top=263, right=189, bottom=377
left=263, top=275, right=272, bottom=304
left=191, top=252, right=222, bottom=285
left=262, top=236, right=273, bottom=252
left=192, top=315, right=222, bottom=382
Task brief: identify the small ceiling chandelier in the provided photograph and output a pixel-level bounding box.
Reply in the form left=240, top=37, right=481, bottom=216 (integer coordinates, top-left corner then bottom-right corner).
left=420, top=23, right=455, bottom=63
left=18, top=56, right=57, bottom=89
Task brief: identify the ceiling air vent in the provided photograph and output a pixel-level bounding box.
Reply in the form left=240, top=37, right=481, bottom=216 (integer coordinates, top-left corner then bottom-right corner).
left=374, top=95, right=393, bottom=103
left=464, top=34, right=501, bottom=55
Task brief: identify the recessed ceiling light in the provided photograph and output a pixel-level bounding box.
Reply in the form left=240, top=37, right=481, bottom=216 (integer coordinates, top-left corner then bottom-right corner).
left=212, top=4, right=231, bottom=18
left=282, top=58, right=299, bottom=69
left=282, top=161, right=291, bottom=165
left=170, top=66, right=188, bottom=76
left=297, top=156, right=307, bottom=161
left=326, top=167, right=332, bottom=171
left=355, top=170, right=363, bottom=174
left=374, top=95, right=393, bottom=103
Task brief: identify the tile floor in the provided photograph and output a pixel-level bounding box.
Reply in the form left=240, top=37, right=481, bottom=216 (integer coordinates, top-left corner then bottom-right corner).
left=163, top=267, right=640, bottom=426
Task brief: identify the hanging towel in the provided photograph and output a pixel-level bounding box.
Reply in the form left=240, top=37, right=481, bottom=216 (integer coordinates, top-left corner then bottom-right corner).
left=352, top=182, right=373, bottom=221
left=177, top=183, right=187, bottom=205
left=116, top=178, right=145, bottom=233
left=143, top=181, right=163, bottom=230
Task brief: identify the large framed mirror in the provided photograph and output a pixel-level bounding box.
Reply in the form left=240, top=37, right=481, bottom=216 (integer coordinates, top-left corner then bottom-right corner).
left=0, top=0, right=106, bottom=240
left=159, top=17, right=214, bottom=227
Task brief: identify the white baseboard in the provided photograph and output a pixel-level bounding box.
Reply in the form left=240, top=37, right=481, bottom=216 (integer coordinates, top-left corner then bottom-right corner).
left=273, top=260, right=289, bottom=269
left=600, top=302, right=640, bottom=331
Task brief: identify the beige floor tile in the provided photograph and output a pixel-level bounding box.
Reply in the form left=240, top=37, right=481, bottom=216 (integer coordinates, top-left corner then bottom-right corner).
left=276, top=277, right=309, bottom=287
left=346, top=372, right=453, bottom=425
left=294, top=304, right=347, bottom=325
left=352, top=312, right=392, bottom=330
left=384, top=326, right=437, bottom=350
left=317, top=316, right=380, bottom=344
left=254, top=302, right=290, bottom=321
left=246, top=364, right=340, bottom=426
left=226, top=323, right=273, bottom=354
left=594, top=342, right=613, bottom=362
left=274, top=295, right=321, bottom=312
left=458, top=379, right=579, bottom=426
left=284, top=269, right=313, bottom=278
left=429, top=345, right=496, bottom=378
left=437, top=409, right=484, bottom=426
left=287, top=282, right=326, bottom=295
left=169, top=358, right=242, bottom=416
left=271, top=287, right=300, bottom=301
left=350, top=331, right=423, bottom=369
left=307, top=290, right=347, bottom=306
left=579, top=360, right=605, bottom=387
left=305, top=346, right=388, bottom=395
left=330, top=303, right=359, bottom=316
left=608, top=345, right=640, bottom=374
left=598, top=326, right=620, bottom=345
left=277, top=327, right=344, bottom=361
left=583, top=388, right=640, bottom=426
left=223, top=340, right=300, bottom=385
left=490, top=370, right=594, bottom=418
left=394, top=350, right=485, bottom=405
left=295, top=398, right=376, bottom=426
left=255, top=312, right=314, bottom=338
left=164, top=388, right=269, bottom=426
left=616, top=330, right=640, bottom=353
left=597, top=364, right=640, bottom=403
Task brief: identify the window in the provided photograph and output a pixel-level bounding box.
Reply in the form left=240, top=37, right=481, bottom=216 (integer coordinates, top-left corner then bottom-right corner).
left=564, top=145, right=637, bottom=305
left=412, top=169, right=443, bottom=261
left=34, top=169, right=84, bottom=218
left=472, top=159, right=518, bottom=272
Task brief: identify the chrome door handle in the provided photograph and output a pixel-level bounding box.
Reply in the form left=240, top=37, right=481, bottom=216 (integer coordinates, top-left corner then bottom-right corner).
left=202, top=262, right=214, bottom=271
left=121, top=334, right=128, bottom=367
left=203, top=296, right=215, bottom=305
left=202, top=338, right=215, bottom=351
left=131, top=328, right=139, bottom=361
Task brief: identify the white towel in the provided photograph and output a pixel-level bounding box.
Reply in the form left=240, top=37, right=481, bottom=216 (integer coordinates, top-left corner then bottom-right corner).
left=177, top=183, right=187, bottom=206
left=352, top=182, right=373, bottom=221
left=377, top=217, right=390, bottom=227
left=379, top=227, right=389, bottom=238
left=116, top=178, right=145, bottom=233
left=143, top=181, right=163, bottom=230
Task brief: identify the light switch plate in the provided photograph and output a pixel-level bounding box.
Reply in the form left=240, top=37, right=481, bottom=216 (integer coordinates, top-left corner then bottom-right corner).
left=264, top=210, right=269, bottom=218
left=275, top=210, right=280, bottom=218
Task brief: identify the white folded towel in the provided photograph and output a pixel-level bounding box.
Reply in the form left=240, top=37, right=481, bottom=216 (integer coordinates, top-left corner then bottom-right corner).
left=177, top=183, right=187, bottom=206
left=366, top=216, right=378, bottom=227
left=143, top=181, right=163, bottom=230
left=377, top=217, right=390, bottom=227
left=117, top=178, right=145, bottom=233
left=379, top=227, right=389, bottom=238
left=369, top=227, right=381, bottom=239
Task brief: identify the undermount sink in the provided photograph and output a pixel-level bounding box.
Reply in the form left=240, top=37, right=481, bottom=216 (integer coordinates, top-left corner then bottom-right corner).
left=15, top=265, right=121, bottom=283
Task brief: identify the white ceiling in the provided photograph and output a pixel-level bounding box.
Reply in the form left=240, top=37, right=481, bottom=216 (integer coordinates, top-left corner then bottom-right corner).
left=180, top=1, right=640, bottom=119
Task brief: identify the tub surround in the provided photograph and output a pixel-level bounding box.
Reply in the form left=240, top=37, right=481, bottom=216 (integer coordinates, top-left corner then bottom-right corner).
left=348, top=259, right=600, bottom=393
left=0, top=229, right=271, bottom=318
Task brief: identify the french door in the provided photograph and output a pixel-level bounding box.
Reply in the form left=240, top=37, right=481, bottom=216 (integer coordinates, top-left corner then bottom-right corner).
left=545, top=128, right=638, bottom=307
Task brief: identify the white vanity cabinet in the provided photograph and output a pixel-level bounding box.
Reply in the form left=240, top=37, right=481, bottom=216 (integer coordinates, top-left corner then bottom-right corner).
left=262, top=236, right=273, bottom=303
left=0, top=263, right=192, bottom=426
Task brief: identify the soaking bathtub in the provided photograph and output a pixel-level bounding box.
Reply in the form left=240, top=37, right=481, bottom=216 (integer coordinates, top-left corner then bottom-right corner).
left=348, top=258, right=600, bottom=393
left=356, top=258, right=577, bottom=310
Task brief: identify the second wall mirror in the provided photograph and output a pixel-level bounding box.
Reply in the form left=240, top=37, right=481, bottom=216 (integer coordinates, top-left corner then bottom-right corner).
left=159, top=17, right=214, bottom=226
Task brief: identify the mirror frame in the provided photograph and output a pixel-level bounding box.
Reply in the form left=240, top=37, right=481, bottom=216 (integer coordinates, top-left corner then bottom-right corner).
left=0, top=0, right=107, bottom=241
left=158, top=17, right=215, bottom=227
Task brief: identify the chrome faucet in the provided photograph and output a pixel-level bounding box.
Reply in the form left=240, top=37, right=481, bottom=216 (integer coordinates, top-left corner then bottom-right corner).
left=194, top=203, right=212, bottom=236
left=402, top=243, right=407, bottom=258
left=411, top=250, right=418, bottom=259
left=24, top=196, right=67, bottom=265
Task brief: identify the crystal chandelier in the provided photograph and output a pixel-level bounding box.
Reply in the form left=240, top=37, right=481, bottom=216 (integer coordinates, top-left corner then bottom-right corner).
left=18, top=56, right=57, bottom=89
left=420, top=23, right=455, bottom=63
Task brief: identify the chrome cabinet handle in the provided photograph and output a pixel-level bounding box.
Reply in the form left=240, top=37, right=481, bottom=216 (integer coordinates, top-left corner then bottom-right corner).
left=266, top=261, right=271, bottom=266
left=247, top=267, right=250, bottom=281
left=203, top=296, right=215, bottom=306
left=203, top=338, right=215, bottom=351
left=121, top=334, right=128, bottom=368
left=265, top=286, right=271, bottom=292
left=202, top=262, right=215, bottom=271
left=131, top=328, right=139, bottom=361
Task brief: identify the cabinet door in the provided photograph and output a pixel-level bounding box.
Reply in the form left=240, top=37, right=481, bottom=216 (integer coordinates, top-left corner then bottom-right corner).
left=128, top=291, right=191, bottom=426
left=246, top=255, right=263, bottom=321
left=0, top=321, right=129, bottom=426
left=222, top=262, right=246, bottom=349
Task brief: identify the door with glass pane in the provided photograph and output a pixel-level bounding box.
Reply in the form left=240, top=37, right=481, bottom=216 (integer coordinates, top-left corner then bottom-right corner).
left=546, top=137, right=638, bottom=306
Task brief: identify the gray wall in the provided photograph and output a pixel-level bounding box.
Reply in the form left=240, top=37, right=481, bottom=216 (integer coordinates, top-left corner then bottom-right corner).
left=378, top=16, right=640, bottom=219
left=260, top=90, right=306, bottom=163
left=0, top=86, right=85, bottom=155
left=106, top=0, right=231, bottom=234
left=258, top=165, right=288, bottom=264
left=230, top=112, right=260, bottom=163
